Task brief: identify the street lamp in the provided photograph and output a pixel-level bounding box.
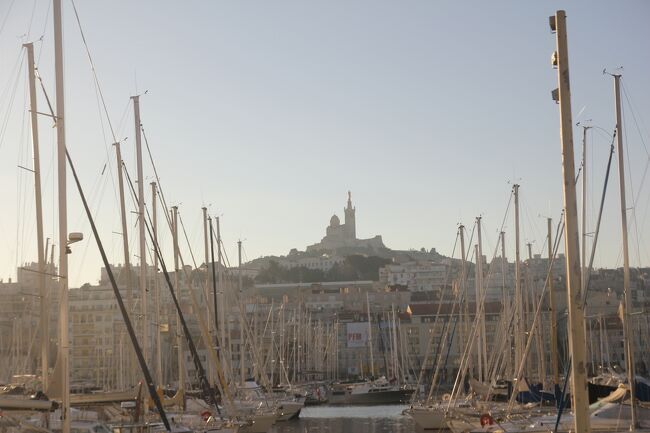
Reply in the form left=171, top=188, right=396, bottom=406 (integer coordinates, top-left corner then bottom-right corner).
left=66, top=232, right=83, bottom=254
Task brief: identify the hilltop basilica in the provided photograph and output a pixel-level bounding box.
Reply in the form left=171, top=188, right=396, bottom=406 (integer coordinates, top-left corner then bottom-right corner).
left=306, top=192, right=386, bottom=253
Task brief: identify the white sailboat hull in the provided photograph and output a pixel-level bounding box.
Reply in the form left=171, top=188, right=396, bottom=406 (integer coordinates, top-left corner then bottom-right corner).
left=239, top=412, right=275, bottom=433
left=275, top=400, right=303, bottom=421
left=406, top=406, right=447, bottom=430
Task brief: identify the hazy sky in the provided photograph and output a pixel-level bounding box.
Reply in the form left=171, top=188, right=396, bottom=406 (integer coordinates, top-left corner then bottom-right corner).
left=1, top=1, right=649, bottom=287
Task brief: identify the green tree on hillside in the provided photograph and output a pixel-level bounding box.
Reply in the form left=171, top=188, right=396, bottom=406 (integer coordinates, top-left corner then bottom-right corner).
left=255, top=255, right=390, bottom=284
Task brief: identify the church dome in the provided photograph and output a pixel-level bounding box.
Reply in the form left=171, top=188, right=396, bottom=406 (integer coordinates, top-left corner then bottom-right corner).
left=330, top=214, right=340, bottom=227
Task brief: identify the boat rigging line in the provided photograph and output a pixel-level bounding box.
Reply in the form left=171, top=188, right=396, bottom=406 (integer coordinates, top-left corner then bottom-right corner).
left=448, top=189, right=514, bottom=406
left=69, top=0, right=122, bottom=194
left=120, top=160, right=224, bottom=417
left=64, top=147, right=171, bottom=432
left=553, top=126, right=618, bottom=431
left=422, top=229, right=459, bottom=401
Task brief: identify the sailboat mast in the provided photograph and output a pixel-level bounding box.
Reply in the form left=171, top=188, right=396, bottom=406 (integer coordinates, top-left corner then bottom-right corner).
left=238, top=239, right=245, bottom=383
left=217, top=217, right=226, bottom=359
left=513, top=184, right=523, bottom=374
left=113, top=142, right=132, bottom=317
left=476, top=216, right=486, bottom=382
left=550, top=10, right=590, bottom=433
left=500, top=230, right=510, bottom=380
left=474, top=243, right=481, bottom=380
left=209, top=218, right=219, bottom=346
left=202, top=208, right=212, bottom=334
left=613, top=73, right=637, bottom=428
left=151, top=181, right=163, bottom=386
left=458, top=224, right=470, bottom=377
left=172, top=206, right=186, bottom=396
left=113, top=141, right=134, bottom=385
left=366, top=292, right=375, bottom=378
left=202, top=207, right=214, bottom=385
left=581, top=126, right=590, bottom=290
left=52, top=0, right=70, bottom=431
left=548, top=217, right=560, bottom=387
left=529, top=241, right=546, bottom=383
left=132, top=95, right=149, bottom=367
left=24, top=41, right=49, bottom=393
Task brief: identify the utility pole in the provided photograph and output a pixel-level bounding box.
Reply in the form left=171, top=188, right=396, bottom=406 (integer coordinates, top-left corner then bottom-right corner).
left=550, top=10, right=590, bottom=433
left=613, top=73, right=637, bottom=429
left=24, top=41, right=48, bottom=393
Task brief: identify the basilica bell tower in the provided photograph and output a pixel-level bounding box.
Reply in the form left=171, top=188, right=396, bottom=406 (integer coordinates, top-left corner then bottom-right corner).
left=344, top=191, right=356, bottom=239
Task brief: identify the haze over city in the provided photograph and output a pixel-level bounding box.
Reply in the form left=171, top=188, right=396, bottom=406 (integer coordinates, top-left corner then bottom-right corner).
left=1, top=1, right=649, bottom=288
left=3, top=3, right=650, bottom=433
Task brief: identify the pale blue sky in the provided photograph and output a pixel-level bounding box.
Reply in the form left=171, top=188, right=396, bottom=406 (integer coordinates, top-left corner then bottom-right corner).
left=1, top=1, right=649, bottom=287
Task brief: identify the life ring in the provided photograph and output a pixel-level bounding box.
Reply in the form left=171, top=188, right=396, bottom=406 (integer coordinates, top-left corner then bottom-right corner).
left=201, top=410, right=212, bottom=422
left=442, top=393, right=451, bottom=401
left=480, top=414, right=495, bottom=426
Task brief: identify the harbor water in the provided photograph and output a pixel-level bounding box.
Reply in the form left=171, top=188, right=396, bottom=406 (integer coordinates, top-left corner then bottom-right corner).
left=271, top=405, right=417, bottom=433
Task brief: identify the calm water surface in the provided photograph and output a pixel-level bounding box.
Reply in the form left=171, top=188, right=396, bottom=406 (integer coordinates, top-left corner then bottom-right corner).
left=271, top=405, right=416, bottom=433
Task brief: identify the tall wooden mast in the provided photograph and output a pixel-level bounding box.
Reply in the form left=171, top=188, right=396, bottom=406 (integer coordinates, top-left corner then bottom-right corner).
left=238, top=239, right=245, bottom=384
left=580, top=126, right=590, bottom=290
left=548, top=217, right=560, bottom=388
left=217, top=217, right=226, bottom=361
left=550, top=10, right=590, bottom=433
left=53, top=0, right=70, bottom=431
left=613, top=73, right=637, bottom=428
left=151, top=181, right=163, bottom=386
left=132, top=95, right=148, bottom=367
left=513, top=184, right=523, bottom=373
left=113, top=140, right=133, bottom=385
left=476, top=216, right=486, bottom=382
left=202, top=207, right=215, bottom=385
left=172, top=206, right=185, bottom=399
left=24, top=41, right=49, bottom=393
left=366, top=291, right=375, bottom=378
